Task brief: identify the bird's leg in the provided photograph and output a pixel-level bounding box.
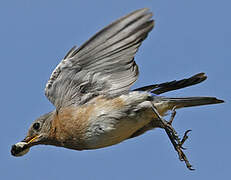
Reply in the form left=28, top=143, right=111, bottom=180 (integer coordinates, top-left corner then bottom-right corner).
left=150, top=103, right=195, bottom=170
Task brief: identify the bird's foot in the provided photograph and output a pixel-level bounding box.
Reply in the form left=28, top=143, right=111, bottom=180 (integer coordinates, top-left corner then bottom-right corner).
left=151, top=105, right=195, bottom=170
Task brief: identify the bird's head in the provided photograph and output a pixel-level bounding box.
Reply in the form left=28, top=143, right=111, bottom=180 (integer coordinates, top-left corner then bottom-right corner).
left=11, top=112, right=54, bottom=157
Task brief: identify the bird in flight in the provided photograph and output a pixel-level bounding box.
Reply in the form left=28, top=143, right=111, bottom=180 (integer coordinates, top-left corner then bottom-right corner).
left=11, top=8, right=223, bottom=170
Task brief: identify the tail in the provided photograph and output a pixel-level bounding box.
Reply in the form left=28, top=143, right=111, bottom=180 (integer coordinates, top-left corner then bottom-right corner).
left=134, top=72, right=224, bottom=109
left=134, top=73, right=207, bottom=94
left=160, top=97, right=224, bottom=109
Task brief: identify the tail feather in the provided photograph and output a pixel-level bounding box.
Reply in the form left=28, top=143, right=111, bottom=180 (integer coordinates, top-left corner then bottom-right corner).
left=134, top=73, right=207, bottom=94
left=161, top=97, right=224, bottom=109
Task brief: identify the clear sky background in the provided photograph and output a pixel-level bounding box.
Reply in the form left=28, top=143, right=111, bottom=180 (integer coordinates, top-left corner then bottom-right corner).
left=1, top=0, right=230, bottom=179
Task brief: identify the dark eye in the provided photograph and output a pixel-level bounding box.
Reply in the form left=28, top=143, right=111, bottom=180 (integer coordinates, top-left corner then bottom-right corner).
left=33, top=122, right=40, bottom=130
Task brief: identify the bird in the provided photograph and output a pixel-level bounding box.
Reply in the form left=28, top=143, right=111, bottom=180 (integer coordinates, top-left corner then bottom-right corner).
left=11, top=8, right=224, bottom=170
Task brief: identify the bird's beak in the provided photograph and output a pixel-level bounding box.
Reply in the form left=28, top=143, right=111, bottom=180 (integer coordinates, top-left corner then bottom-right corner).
left=22, top=135, right=39, bottom=145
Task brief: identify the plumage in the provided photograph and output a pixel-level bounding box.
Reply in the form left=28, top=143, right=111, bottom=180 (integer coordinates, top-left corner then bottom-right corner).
left=45, top=8, right=154, bottom=109
left=11, top=8, right=224, bottom=170
left=134, top=73, right=207, bottom=94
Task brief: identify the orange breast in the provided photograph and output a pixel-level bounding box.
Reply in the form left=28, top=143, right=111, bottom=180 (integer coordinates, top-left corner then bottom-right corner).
left=49, top=96, right=126, bottom=148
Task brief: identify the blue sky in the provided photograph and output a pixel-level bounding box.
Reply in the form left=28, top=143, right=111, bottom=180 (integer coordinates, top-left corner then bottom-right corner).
left=1, top=0, right=230, bottom=179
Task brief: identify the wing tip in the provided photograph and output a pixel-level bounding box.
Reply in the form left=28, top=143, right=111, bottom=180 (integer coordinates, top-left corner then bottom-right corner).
left=214, top=98, right=225, bottom=104
left=124, top=8, right=153, bottom=21
left=193, top=72, right=207, bottom=81
left=133, top=8, right=151, bottom=14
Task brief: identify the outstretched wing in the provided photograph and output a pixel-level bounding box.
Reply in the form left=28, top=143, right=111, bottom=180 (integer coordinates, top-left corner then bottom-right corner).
left=45, top=8, right=154, bottom=109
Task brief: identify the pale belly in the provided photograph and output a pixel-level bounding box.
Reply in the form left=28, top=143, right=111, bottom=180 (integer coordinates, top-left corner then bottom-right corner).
left=83, top=108, right=155, bottom=149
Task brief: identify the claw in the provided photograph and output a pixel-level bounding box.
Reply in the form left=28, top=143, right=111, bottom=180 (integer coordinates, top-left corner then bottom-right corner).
left=150, top=103, right=194, bottom=170
left=180, top=130, right=192, bottom=147
left=185, top=129, right=192, bottom=135
left=188, top=166, right=195, bottom=171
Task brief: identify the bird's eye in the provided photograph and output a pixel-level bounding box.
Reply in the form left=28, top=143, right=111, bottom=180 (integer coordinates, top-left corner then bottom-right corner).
left=33, top=122, right=40, bottom=130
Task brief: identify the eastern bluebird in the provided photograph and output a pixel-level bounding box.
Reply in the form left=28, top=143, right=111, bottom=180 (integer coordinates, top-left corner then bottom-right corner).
left=11, top=8, right=224, bottom=170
